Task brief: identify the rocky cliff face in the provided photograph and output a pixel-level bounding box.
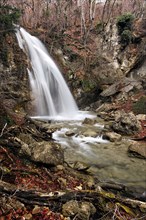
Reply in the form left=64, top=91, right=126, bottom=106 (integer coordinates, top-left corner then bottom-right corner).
left=95, top=18, right=146, bottom=88
left=56, top=17, right=146, bottom=107
left=0, top=32, right=30, bottom=128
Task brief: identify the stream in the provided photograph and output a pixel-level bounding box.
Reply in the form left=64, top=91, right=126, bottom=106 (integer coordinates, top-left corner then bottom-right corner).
left=35, top=111, right=146, bottom=199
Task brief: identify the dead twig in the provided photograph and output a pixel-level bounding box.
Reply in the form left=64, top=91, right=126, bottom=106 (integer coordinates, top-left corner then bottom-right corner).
left=0, top=123, right=7, bottom=137
left=0, top=180, right=146, bottom=212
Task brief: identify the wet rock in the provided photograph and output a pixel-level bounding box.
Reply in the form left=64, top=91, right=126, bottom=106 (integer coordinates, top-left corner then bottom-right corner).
left=82, top=129, right=98, bottom=137
left=82, top=118, right=96, bottom=125
left=31, top=142, right=64, bottom=165
left=129, top=141, right=146, bottom=159
left=62, top=200, right=96, bottom=220
left=96, top=111, right=113, bottom=121
left=103, top=132, right=122, bottom=142
left=78, top=202, right=96, bottom=220
left=62, top=200, right=79, bottom=217
left=73, top=161, right=90, bottom=171
left=65, top=130, right=76, bottom=136
left=112, top=111, right=142, bottom=135
left=96, top=103, right=112, bottom=113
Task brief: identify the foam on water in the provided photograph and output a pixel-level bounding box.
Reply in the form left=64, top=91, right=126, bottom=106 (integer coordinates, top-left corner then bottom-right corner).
left=31, top=111, right=96, bottom=121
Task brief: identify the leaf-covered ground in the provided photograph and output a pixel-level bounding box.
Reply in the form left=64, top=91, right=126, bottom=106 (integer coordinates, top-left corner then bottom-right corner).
left=0, top=118, right=146, bottom=220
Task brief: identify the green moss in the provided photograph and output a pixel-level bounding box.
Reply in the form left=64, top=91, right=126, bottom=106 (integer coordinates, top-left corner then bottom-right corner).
left=132, top=96, right=146, bottom=114
left=81, top=79, right=96, bottom=92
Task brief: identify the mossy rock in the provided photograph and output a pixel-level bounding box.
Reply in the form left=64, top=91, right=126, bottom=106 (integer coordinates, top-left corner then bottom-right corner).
left=132, top=96, right=146, bottom=114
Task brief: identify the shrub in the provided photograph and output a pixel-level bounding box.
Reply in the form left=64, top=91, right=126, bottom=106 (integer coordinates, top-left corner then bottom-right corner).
left=116, top=13, right=134, bottom=47
left=0, top=5, right=20, bottom=31
left=96, top=22, right=104, bottom=34
left=120, top=29, right=133, bottom=46
left=81, top=79, right=96, bottom=92
left=116, top=13, right=134, bottom=34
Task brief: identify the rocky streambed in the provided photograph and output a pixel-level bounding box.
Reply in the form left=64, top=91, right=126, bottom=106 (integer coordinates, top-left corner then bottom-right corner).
left=37, top=111, right=146, bottom=200
left=0, top=109, right=146, bottom=219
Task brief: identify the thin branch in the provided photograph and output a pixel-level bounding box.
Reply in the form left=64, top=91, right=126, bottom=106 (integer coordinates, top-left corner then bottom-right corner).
left=0, top=123, right=7, bottom=137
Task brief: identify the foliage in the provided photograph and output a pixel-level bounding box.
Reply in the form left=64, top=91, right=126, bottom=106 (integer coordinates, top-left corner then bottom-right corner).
left=0, top=5, right=20, bottom=31
left=96, top=22, right=104, bottom=34
left=81, top=79, right=96, bottom=92
left=132, top=96, right=146, bottom=114
left=116, top=13, right=134, bottom=34
left=116, top=13, right=134, bottom=47
left=120, top=29, right=133, bottom=45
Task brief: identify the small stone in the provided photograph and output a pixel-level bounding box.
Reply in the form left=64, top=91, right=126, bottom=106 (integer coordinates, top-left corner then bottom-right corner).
left=24, top=213, right=32, bottom=220
left=58, top=177, right=67, bottom=186
left=65, top=130, right=76, bottom=136
left=32, top=206, right=41, bottom=214
left=136, top=114, right=146, bottom=120
left=78, top=202, right=96, bottom=220
left=56, top=165, right=65, bottom=171
left=104, top=132, right=122, bottom=142
left=73, top=161, right=90, bottom=171
left=86, top=176, right=95, bottom=188
left=82, top=129, right=98, bottom=137
left=75, top=184, right=83, bottom=190
left=82, top=118, right=95, bottom=125
left=62, top=200, right=79, bottom=217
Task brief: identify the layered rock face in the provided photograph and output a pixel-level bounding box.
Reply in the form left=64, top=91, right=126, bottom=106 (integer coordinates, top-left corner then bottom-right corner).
left=0, top=33, right=30, bottom=128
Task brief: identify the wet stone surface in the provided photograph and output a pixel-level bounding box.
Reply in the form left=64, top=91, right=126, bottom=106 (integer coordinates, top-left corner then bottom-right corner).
left=44, top=114, right=146, bottom=197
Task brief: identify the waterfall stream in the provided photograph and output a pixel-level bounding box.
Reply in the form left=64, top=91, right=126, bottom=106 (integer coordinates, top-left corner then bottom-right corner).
left=15, top=28, right=146, bottom=197
left=16, top=27, right=78, bottom=119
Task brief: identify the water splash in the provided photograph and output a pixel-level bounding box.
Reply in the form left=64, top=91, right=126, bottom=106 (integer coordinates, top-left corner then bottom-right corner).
left=16, top=27, right=78, bottom=118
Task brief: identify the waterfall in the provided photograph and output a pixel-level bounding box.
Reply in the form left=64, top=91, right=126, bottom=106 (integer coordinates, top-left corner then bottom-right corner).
left=16, top=27, right=78, bottom=119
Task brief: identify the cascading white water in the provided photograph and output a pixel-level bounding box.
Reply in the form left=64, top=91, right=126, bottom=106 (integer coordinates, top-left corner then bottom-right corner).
left=16, top=27, right=78, bottom=119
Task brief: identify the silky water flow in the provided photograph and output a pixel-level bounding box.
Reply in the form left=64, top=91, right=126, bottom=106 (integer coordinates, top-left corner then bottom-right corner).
left=16, top=27, right=78, bottom=119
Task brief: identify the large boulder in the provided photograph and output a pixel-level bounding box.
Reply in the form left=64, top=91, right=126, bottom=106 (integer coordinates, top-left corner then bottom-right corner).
left=31, top=141, right=64, bottom=166
left=112, top=111, right=142, bottom=135
left=128, top=141, right=146, bottom=159
left=18, top=133, right=64, bottom=166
